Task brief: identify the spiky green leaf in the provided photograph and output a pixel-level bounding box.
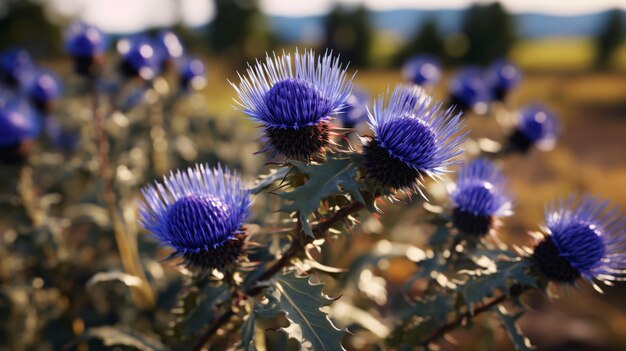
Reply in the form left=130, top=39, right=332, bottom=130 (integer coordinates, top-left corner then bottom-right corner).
left=256, top=271, right=347, bottom=350
left=70, top=326, right=169, bottom=351
left=279, top=158, right=364, bottom=236
left=497, top=308, right=534, bottom=351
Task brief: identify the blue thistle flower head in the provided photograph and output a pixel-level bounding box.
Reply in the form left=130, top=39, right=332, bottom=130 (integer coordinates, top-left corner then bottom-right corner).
left=450, top=158, right=512, bottom=236
left=509, top=104, right=558, bottom=152
left=336, top=86, right=369, bottom=128
left=65, top=22, right=106, bottom=57
left=532, top=195, right=626, bottom=285
left=448, top=67, right=492, bottom=114
left=153, top=30, right=184, bottom=69
left=485, top=59, right=521, bottom=101
left=233, top=49, right=352, bottom=160
left=402, top=55, right=442, bottom=87
left=28, top=70, right=62, bottom=113
left=179, top=57, right=206, bottom=92
left=118, top=36, right=160, bottom=80
left=0, top=98, right=40, bottom=164
left=139, top=164, right=252, bottom=271
left=363, top=85, right=466, bottom=196
left=65, top=22, right=106, bottom=76
left=0, top=48, right=34, bottom=88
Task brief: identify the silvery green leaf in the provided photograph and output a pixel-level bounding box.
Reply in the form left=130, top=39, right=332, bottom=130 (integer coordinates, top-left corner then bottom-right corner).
left=279, top=157, right=364, bottom=236
left=240, top=304, right=257, bottom=351
left=457, top=260, right=537, bottom=311
left=497, top=308, right=534, bottom=351
left=256, top=271, right=347, bottom=350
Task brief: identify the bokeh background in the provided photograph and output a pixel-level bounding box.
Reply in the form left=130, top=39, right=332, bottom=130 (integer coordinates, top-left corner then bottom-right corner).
left=1, top=0, right=626, bottom=350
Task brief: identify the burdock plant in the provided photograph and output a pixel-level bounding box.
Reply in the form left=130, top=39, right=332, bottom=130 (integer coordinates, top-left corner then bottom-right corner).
left=232, top=50, right=352, bottom=161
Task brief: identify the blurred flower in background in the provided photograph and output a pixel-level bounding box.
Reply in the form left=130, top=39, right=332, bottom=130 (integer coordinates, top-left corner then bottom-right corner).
left=402, top=55, right=442, bottom=88
left=65, top=21, right=107, bottom=76
left=485, top=59, right=521, bottom=102
left=0, top=48, right=34, bottom=89
left=448, top=67, right=492, bottom=114
left=337, top=86, right=369, bottom=128
left=508, top=104, right=558, bottom=153
left=0, top=98, right=40, bottom=164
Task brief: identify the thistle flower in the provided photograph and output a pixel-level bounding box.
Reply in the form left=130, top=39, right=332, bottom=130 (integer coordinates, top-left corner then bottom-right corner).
left=232, top=50, right=352, bottom=160
left=485, top=60, right=521, bottom=101
left=531, top=195, right=626, bottom=285
left=0, top=99, right=40, bottom=164
left=117, top=37, right=159, bottom=81
left=154, top=30, right=184, bottom=71
left=179, top=57, right=206, bottom=92
left=402, top=55, right=441, bottom=87
left=508, top=104, right=558, bottom=153
left=28, top=70, right=62, bottom=114
left=0, top=48, right=33, bottom=88
left=139, top=164, right=251, bottom=271
left=448, top=67, right=491, bottom=114
left=65, top=22, right=106, bottom=76
left=362, top=85, right=465, bottom=196
left=449, top=158, right=512, bottom=237
left=336, top=87, right=368, bottom=128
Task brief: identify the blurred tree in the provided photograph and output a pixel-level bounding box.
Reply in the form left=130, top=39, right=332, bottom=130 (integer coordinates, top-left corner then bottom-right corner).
left=460, top=2, right=516, bottom=65
left=207, top=0, right=276, bottom=66
left=595, top=9, right=625, bottom=69
left=323, top=5, right=373, bottom=67
left=394, top=19, right=444, bottom=66
left=0, top=0, right=61, bottom=56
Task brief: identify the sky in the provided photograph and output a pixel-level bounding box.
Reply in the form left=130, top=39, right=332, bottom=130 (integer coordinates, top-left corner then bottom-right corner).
left=45, top=0, right=626, bottom=33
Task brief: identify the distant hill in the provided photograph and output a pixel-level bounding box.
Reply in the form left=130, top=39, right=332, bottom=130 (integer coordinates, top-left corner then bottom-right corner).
left=268, top=9, right=626, bottom=42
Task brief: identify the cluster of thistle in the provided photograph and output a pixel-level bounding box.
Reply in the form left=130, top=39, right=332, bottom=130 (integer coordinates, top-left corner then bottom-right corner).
left=136, top=50, right=625, bottom=350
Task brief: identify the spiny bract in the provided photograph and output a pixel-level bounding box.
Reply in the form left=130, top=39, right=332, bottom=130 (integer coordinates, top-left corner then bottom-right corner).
left=139, top=164, right=252, bottom=271
left=532, top=195, right=626, bottom=285
left=363, top=84, right=466, bottom=197
left=232, top=49, right=352, bottom=160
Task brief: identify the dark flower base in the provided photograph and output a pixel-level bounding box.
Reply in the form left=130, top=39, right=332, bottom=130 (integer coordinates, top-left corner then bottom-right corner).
left=265, top=122, right=330, bottom=161
left=118, top=60, right=140, bottom=80
left=73, top=55, right=102, bottom=77
left=532, top=237, right=581, bottom=283
left=507, top=129, right=533, bottom=153
left=452, top=207, right=493, bottom=237
left=0, top=140, right=34, bottom=165
left=362, top=137, right=421, bottom=190
left=182, top=232, right=246, bottom=272
left=448, top=96, right=472, bottom=113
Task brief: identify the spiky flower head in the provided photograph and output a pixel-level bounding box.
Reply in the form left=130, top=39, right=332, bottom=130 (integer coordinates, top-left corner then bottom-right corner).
left=531, top=195, right=626, bottom=286
left=179, top=57, right=207, bottom=92
left=337, top=86, right=368, bottom=128
left=117, top=36, right=160, bottom=81
left=65, top=22, right=106, bottom=76
left=139, top=164, right=252, bottom=271
left=233, top=49, right=352, bottom=160
left=448, top=67, right=491, bottom=114
left=449, top=158, right=512, bottom=237
left=485, top=59, right=521, bottom=101
left=362, top=85, right=465, bottom=196
left=0, top=98, right=40, bottom=164
left=402, top=55, right=442, bottom=87
left=509, top=104, right=558, bottom=153
left=28, top=70, right=62, bottom=114
left=0, top=48, right=34, bottom=88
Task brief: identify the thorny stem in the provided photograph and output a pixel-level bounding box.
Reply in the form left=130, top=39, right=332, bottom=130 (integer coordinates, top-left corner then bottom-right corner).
left=90, top=79, right=155, bottom=308
left=418, top=284, right=530, bottom=347
left=192, top=199, right=368, bottom=350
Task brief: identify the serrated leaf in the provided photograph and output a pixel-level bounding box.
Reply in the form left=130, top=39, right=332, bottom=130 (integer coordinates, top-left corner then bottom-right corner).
left=256, top=271, right=347, bottom=350
left=251, top=167, right=290, bottom=194
left=497, top=308, right=534, bottom=351
left=279, top=158, right=364, bottom=236
left=171, top=282, right=230, bottom=340
left=389, top=294, right=454, bottom=347
left=70, top=326, right=170, bottom=351
left=457, top=260, right=537, bottom=311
